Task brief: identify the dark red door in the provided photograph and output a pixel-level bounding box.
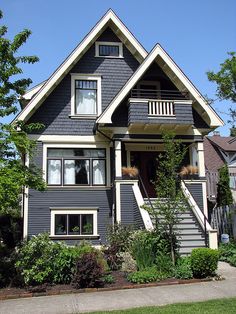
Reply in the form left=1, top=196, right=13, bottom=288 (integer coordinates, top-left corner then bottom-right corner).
left=131, top=151, right=158, bottom=198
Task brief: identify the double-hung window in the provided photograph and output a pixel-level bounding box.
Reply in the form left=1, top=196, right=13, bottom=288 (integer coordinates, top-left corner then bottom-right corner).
left=47, top=148, right=106, bottom=186
left=71, top=75, right=101, bottom=117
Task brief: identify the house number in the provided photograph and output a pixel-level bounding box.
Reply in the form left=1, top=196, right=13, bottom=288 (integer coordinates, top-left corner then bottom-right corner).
left=145, top=145, right=158, bottom=151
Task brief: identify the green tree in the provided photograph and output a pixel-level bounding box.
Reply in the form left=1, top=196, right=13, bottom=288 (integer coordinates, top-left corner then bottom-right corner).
left=217, top=164, right=233, bottom=206
left=147, top=132, right=187, bottom=265
left=0, top=11, right=46, bottom=218
left=207, top=52, right=236, bottom=127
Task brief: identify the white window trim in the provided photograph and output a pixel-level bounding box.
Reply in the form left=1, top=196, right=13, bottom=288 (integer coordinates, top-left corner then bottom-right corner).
left=50, top=208, right=98, bottom=237
left=70, top=74, right=102, bottom=117
left=95, top=41, right=123, bottom=58
left=43, top=143, right=110, bottom=187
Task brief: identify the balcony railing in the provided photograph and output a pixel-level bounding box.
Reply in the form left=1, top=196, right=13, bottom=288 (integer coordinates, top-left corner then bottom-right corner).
left=148, top=100, right=175, bottom=116
left=131, top=89, right=189, bottom=100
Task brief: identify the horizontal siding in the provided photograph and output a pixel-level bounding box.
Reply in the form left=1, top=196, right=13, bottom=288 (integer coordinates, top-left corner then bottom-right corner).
left=27, top=27, right=139, bottom=135
left=120, top=184, right=144, bottom=229
left=186, top=183, right=204, bottom=212
left=128, top=102, right=193, bottom=125
left=28, top=189, right=112, bottom=245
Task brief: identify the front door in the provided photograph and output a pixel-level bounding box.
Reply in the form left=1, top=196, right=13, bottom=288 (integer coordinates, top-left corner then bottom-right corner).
left=130, top=151, right=159, bottom=198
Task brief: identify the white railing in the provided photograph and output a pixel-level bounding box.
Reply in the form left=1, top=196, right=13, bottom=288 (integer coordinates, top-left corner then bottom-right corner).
left=148, top=100, right=175, bottom=116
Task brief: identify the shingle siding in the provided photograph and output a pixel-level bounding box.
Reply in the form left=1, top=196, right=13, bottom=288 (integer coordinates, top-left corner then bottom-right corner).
left=128, top=102, right=193, bottom=125
left=27, top=27, right=139, bottom=135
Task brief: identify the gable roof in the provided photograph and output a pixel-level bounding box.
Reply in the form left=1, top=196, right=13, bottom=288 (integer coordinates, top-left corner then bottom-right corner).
left=207, top=135, right=236, bottom=152
left=13, top=9, right=147, bottom=123
left=204, top=137, right=225, bottom=171
left=97, top=44, right=224, bottom=128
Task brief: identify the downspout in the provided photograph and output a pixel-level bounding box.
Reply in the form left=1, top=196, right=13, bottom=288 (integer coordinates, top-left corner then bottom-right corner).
left=94, top=124, right=116, bottom=223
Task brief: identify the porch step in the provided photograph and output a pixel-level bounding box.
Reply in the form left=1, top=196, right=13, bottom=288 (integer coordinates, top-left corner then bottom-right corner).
left=144, top=198, right=207, bottom=255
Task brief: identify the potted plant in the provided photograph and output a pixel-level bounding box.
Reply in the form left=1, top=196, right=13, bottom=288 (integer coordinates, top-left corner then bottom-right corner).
left=180, top=165, right=198, bottom=180
left=122, top=167, right=139, bottom=179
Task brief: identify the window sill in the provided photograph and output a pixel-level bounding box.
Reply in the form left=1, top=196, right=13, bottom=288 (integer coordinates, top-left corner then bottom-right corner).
left=47, top=185, right=112, bottom=190
left=94, top=55, right=124, bottom=59
left=69, top=115, right=98, bottom=120
left=49, top=235, right=100, bottom=240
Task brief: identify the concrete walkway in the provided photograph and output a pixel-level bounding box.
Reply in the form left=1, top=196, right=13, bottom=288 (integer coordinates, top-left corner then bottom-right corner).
left=1, top=262, right=236, bottom=314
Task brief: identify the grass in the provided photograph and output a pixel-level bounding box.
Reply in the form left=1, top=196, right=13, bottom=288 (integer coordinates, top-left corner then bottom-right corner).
left=83, top=297, right=236, bottom=314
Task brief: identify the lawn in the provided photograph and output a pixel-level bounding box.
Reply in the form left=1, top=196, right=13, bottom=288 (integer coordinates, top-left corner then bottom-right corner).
left=83, top=297, right=236, bottom=314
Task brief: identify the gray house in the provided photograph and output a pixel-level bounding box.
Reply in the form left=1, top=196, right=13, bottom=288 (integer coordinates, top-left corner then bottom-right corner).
left=15, top=10, right=223, bottom=253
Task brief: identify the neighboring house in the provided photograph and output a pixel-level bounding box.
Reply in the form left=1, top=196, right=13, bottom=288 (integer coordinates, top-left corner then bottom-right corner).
left=204, top=133, right=236, bottom=203
left=15, top=10, right=223, bottom=253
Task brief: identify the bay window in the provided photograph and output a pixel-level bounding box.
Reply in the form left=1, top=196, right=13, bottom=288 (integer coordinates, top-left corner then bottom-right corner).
left=47, top=148, right=106, bottom=186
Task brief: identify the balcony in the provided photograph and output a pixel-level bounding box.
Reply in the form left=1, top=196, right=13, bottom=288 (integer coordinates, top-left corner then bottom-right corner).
left=128, top=89, right=193, bottom=125
left=130, top=89, right=189, bottom=100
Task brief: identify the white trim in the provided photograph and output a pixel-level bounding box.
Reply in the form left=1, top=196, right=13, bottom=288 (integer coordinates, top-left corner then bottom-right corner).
left=132, top=182, right=154, bottom=230
left=29, top=135, right=109, bottom=143
left=116, top=182, right=121, bottom=223
left=97, top=44, right=223, bottom=127
left=23, top=154, right=29, bottom=239
left=43, top=143, right=110, bottom=186
left=13, top=9, right=147, bottom=123
left=115, top=140, right=122, bottom=177
left=70, top=74, right=101, bottom=117
left=95, top=41, right=123, bottom=58
left=50, top=208, right=98, bottom=237
left=21, top=81, right=46, bottom=100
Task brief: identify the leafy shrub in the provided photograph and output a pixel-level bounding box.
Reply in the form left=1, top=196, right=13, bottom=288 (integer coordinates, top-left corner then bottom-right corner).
left=53, top=242, right=95, bottom=284
left=15, top=233, right=61, bottom=286
left=15, top=234, right=97, bottom=286
left=119, top=252, right=137, bottom=273
left=103, top=244, right=123, bottom=271
left=175, top=257, right=193, bottom=279
left=219, top=242, right=236, bottom=264
left=155, top=253, right=174, bottom=277
left=72, top=252, right=105, bottom=288
left=106, top=223, right=133, bottom=253
left=127, top=267, right=160, bottom=284
left=229, top=254, right=236, bottom=267
left=103, top=274, right=115, bottom=284
left=191, top=248, right=219, bottom=278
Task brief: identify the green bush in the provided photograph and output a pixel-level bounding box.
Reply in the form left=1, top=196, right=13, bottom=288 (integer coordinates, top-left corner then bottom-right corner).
left=15, top=233, right=96, bottom=286
left=191, top=248, right=219, bottom=278
left=219, top=242, right=236, bottom=264
left=155, top=253, right=174, bottom=277
left=106, top=223, right=133, bottom=253
left=72, top=252, right=105, bottom=288
left=103, top=274, right=115, bottom=284
left=175, top=257, right=193, bottom=279
left=127, top=267, right=160, bottom=284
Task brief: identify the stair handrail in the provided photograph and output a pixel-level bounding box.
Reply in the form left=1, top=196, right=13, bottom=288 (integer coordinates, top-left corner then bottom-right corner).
left=181, top=180, right=213, bottom=247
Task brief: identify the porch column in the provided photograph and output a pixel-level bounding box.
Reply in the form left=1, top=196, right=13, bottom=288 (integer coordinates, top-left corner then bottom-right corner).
left=196, top=142, right=205, bottom=177
left=115, top=140, right=122, bottom=178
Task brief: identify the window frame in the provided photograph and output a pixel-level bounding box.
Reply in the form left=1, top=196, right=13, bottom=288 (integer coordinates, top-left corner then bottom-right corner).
left=46, top=147, right=107, bottom=187
left=50, top=208, right=98, bottom=238
left=70, top=74, right=101, bottom=118
left=95, top=41, right=123, bottom=58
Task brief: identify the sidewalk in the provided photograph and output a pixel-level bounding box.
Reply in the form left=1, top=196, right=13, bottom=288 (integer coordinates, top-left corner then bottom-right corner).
left=1, top=262, right=236, bottom=314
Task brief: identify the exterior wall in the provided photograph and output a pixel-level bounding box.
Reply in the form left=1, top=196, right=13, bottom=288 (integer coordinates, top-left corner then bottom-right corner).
left=28, top=189, right=112, bottom=245
left=185, top=182, right=204, bottom=212
left=128, top=101, right=193, bottom=125
left=27, top=27, right=139, bottom=136
left=120, top=184, right=145, bottom=229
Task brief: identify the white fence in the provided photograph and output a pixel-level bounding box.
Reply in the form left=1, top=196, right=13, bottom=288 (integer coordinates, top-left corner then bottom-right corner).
left=148, top=100, right=175, bottom=116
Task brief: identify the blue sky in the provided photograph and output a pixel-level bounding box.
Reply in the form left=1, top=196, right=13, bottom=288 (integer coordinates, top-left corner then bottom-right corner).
left=1, top=0, right=236, bottom=135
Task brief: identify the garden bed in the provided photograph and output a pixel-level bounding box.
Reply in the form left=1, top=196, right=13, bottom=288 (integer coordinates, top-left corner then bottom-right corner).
left=0, top=271, right=213, bottom=301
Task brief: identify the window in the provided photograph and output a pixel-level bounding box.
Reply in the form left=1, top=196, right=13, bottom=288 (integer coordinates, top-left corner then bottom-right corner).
left=71, top=75, right=101, bottom=117
left=51, top=209, right=98, bottom=237
left=47, top=148, right=106, bottom=186
left=95, top=41, right=123, bottom=58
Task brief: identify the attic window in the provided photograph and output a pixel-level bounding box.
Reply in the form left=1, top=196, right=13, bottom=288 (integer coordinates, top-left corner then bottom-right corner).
left=95, top=42, right=123, bottom=58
